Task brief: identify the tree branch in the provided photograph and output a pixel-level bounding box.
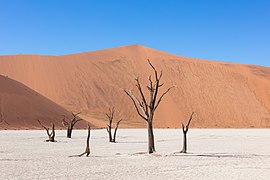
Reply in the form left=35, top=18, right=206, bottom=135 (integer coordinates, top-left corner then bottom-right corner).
left=62, top=115, right=69, bottom=128
left=148, top=59, right=158, bottom=80
left=154, top=86, right=174, bottom=111
left=135, top=77, right=149, bottom=113
left=71, top=119, right=83, bottom=127
left=124, top=90, right=148, bottom=121
left=37, top=119, right=50, bottom=136
left=115, top=119, right=122, bottom=129
left=72, top=112, right=81, bottom=117
left=186, top=112, right=195, bottom=130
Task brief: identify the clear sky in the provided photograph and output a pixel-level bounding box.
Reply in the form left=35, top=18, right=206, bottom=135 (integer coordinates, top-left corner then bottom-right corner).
left=0, top=0, right=269, bottom=66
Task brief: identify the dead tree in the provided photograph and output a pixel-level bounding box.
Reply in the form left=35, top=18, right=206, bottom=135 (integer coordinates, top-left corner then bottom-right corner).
left=0, top=105, right=9, bottom=126
left=0, top=119, right=4, bottom=125
left=62, top=112, right=83, bottom=138
left=124, top=59, right=174, bottom=154
left=0, top=120, right=9, bottom=126
left=180, top=112, right=194, bottom=153
left=113, top=119, right=122, bottom=142
left=37, top=120, right=56, bottom=142
left=106, top=107, right=122, bottom=143
left=0, top=119, right=9, bottom=128
left=73, top=123, right=91, bottom=157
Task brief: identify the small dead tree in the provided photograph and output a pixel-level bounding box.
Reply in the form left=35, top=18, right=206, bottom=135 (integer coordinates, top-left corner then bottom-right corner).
left=0, top=112, right=3, bottom=125
left=0, top=108, right=9, bottom=126
left=0, top=120, right=9, bottom=126
left=113, top=119, right=122, bottom=143
left=72, top=123, right=91, bottom=157
left=62, top=112, right=83, bottom=138
left=106, top=107, right=122, bottom=143
left=124, top=59, right=174, bottom=154
left=180, top=112, right=194, bottom=153
left=0, top=119, right=4, bottom=126
left=37, top=120, right=56, bottom=142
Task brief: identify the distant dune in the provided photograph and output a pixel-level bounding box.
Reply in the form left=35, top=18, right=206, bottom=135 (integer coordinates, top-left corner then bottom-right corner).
left=0, top=75, right=86, bottom=129
left=0, top=44, right=270, bottom=128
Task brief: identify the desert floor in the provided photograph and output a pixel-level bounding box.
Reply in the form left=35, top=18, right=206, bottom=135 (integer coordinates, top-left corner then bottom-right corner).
left=0, top=129, right=270, bottom=179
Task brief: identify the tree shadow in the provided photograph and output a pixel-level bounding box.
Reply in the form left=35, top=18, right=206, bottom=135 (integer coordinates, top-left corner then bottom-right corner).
left=130, top=151, right=162, bottom=157
left=68, top=155, right=103, bottom=158
left=0, top=158, right=31, bottom=161
left=168, top=152, right=248, bottom=158
left=168, top=152, right=270, bottom=158
left=117, top=141, right=146, bottom=144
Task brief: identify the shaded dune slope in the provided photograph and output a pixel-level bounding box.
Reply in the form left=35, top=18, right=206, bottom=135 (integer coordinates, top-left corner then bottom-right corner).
left=0, top=75, right=86, bottom=129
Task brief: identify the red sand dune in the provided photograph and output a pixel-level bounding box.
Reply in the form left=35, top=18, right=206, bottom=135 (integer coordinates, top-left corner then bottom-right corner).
left=0, top=44, right=270, bottom=128
left=0, top=75, right=86, bottom=129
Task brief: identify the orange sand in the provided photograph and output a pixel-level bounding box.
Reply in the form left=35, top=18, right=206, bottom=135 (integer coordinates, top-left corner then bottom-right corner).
left=0, top=45, right=269, bottom=129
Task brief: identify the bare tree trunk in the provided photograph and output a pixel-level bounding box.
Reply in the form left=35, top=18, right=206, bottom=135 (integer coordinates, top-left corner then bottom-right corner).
left=112, top=131, right=116, bottom=143
left=107, top=127, right=112, bottom=142
left=180, top=131, right=187, bottom=153
left=112, top=120, right=122, bottom=143
left=70, top=123, right=91, bottom=157
left=67, top=127, right=74, bottom=138
left=147, top=121, right=155, bottom=153
left=180, top=112, right=194, bottom=153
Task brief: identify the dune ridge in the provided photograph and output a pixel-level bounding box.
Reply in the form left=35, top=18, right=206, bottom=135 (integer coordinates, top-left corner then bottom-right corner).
left=0, top=44, right=270, bottom=128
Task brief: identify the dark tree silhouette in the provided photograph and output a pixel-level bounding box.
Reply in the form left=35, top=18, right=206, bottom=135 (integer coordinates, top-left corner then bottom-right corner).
left=124, top=59, right=174, bottom=154
left=106, top=107, right=122, bottom=143
left=62, top=112, right=83, bottom=138
left=180, top=112, right=194, bottom=153
left=37, top=120, right=55, bottom=142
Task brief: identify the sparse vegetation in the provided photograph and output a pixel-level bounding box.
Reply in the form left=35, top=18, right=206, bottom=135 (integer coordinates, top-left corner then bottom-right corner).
left=62, top=112, right=83, bottom=138
left=106, top=107, right=122, bottom=143
left=180, top=112, right=194, bottom=153
left=70, top=123, right=91, bottom=157
left=37, top=120, right=56, bottom=142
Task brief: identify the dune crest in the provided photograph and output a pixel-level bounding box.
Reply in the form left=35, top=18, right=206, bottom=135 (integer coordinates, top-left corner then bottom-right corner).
left=0, top=44, right=270, bottom=128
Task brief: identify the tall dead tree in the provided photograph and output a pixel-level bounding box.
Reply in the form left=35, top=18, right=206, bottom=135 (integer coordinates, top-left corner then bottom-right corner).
left=72, top=123, right=91, bottom=157
left=62, top=112, right=83, bottom=138
left=180, top=112, right=194, bottom=153
left=106, top=107, right=122, bottom=143
left=124, top=59, right=174, bottom=154
left=37, top=120, right=56, bottom=142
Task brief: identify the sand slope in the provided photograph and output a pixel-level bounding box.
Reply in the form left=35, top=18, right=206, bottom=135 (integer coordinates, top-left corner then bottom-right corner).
left=0, top=75, right=85, bottom=129
left=0, top=44, right=270, bottom=128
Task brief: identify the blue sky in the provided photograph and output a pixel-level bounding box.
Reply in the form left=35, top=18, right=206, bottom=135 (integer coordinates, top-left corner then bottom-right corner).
left=0, top=0, right=269, bottom=66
